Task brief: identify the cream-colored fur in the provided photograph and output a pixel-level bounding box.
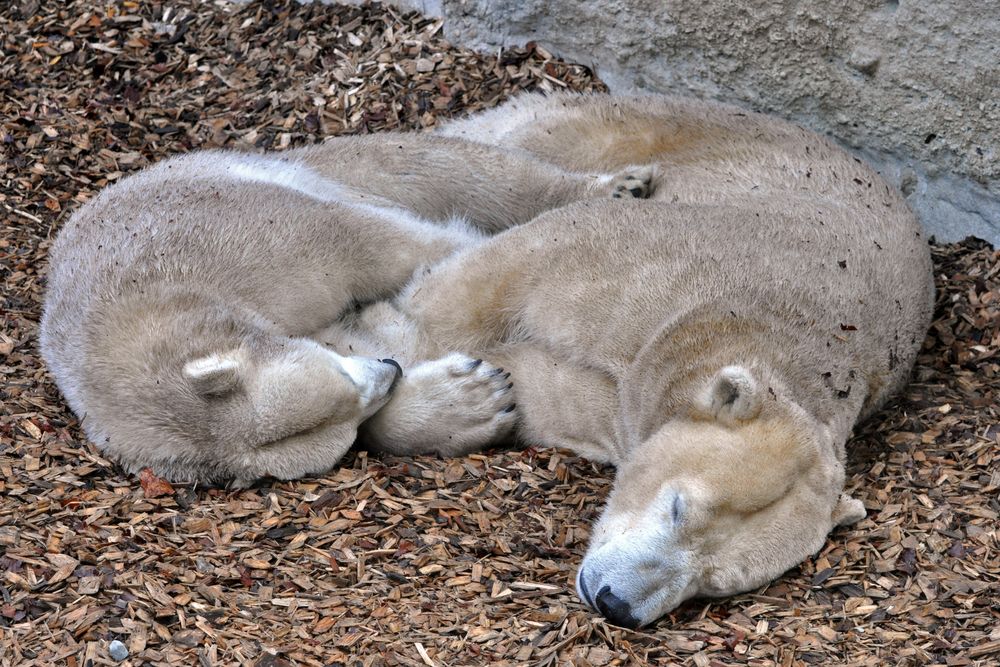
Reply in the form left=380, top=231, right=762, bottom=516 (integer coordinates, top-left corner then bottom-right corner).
left=40, top=131, right=645, bottom=485
left=42, top=92, right=933, bottom=627
left=348, top=93, right=935, bottom=626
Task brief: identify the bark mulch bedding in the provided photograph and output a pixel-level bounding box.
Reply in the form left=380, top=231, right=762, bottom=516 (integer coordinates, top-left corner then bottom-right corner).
left=1, top=1, right=997, bottom=665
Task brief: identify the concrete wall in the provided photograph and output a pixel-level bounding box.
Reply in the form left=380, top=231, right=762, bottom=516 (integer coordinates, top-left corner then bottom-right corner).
left=400, top=0, right=999, bottom=245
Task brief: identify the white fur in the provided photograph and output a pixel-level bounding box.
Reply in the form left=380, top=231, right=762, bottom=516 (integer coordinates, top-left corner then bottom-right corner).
left=224, top=155, right=480, bottom=248
left=183, top=353, right=240, bottom=380
left=360, top=353, right=516, bottom=457
left=183, top=352, right=242, bottom=396
left=354, top=206, right=485, bottom=249
left=271, top=342, right=402, bottom=419
left=832, top=493, right=867, bottom=526
left=335, top=353, right=379, bottom=387
left=437, top=101, right=541, bottom=145
left=577, top=486, right=698, bottom=624
left=224, top=156, right=349, bottom=202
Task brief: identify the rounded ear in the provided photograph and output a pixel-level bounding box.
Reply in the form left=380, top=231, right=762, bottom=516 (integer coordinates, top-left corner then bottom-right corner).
left=832, top=493, right=866, bottom=527
left=184, top=352, right=244, bottom=396
left=700, top=365, right=762, bottom=423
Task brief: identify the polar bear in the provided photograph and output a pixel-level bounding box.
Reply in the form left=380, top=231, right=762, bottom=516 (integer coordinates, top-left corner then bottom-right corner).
left=40, top=131, right=649, bottom=485
left=348, top=93, right=935, bottom=627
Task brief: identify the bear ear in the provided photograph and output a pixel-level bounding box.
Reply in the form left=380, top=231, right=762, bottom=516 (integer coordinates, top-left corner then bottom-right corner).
left=700, top=365, right=762, bottom=423
left=832, top=493, right=866, bottom=527
left=184, top=352, right=244, bottom=396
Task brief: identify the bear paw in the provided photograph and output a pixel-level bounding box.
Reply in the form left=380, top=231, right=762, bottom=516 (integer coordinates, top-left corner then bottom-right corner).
left=611, top=164, right=656, bottom=199
left=361, top=353, right=516, bottom=457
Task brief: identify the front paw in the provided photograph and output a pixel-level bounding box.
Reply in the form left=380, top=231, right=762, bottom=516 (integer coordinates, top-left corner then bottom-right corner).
left=610, top=164, right=656, bottom=199
left=362, top=353, right=517, bottom=456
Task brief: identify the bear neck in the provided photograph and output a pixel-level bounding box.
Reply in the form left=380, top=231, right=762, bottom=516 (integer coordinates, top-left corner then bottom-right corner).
left=620, top=300, right=867, bottom=451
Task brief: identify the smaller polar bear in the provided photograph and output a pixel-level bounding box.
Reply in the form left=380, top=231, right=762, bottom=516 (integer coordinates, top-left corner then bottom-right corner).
left=40, top=131, right=650, bottom=486
left=343, top=92, right=935, bottom=627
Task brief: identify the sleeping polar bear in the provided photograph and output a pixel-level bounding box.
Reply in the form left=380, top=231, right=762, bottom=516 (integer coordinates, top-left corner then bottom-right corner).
left=40, top=130, right=650, bottom=485
left=341, top=93, right=935, bottom=627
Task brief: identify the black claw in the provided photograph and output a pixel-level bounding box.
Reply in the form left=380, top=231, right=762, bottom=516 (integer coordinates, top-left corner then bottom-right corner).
left=468, top=358, right=484, bottom=369
left=503, top=404, right=516, bottom=413
left=502, top=372, right=511, bottom=379
left=380, top=358, right=403, bottom=375
left=505, top=382, right=513, bottom=390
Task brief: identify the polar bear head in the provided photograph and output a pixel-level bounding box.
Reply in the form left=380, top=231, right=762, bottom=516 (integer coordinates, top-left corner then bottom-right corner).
left=576, top=365, right=865, bottom=628
left=174, top=340, right=402, bottom=486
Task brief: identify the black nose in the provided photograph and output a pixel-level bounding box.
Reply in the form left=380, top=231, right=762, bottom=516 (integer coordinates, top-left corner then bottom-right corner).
left=380, top=358, right=403, bottom=377
left=595, top=585, right=640, bottom=629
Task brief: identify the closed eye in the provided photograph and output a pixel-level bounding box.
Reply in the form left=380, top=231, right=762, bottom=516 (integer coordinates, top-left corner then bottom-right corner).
left=671, top=493, right=685, bottom=524
left=255, top=410, right=343, bottom=450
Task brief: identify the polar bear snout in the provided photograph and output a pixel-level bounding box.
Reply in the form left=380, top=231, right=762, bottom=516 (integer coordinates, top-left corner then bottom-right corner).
left=576, top=566, right=640, bottom=628
left=575, top=537, right=696, bottom=628
left=379, top=357, right=403, bottom=377
left=576, top=491, right=697, bottom=628
left=594, top=586, right=640, bottom=629
left=335, top=353, right=404, bottom=418
left=378, top=358, right=404, bottom=395
left=594, top=586, right=639, bottom=629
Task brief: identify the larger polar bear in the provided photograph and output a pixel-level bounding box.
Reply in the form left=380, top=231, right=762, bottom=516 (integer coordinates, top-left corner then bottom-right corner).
left=345, top=93, right=934, bottom=626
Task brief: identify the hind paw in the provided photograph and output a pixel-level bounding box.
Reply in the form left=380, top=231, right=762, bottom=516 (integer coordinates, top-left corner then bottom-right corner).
left=610, top=165, right=656, bottom=199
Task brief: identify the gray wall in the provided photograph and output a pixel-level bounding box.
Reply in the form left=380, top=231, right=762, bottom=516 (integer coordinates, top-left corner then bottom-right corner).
left=394, top=0, right=1000, bottom=245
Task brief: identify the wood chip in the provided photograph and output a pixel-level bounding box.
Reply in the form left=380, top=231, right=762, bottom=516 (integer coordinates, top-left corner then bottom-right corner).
left=1, top=1, right=996, bottom=665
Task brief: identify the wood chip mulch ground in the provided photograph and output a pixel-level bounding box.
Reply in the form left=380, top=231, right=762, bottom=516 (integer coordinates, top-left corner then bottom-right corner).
left=1, top=1, right=997, bottom=665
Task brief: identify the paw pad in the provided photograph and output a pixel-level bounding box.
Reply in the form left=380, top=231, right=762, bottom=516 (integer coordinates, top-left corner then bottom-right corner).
left=612, top=175, right=652, bottom=199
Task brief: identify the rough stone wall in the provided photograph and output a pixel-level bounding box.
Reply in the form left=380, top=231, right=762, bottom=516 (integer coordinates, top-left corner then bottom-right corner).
left=411, top=0, right=999, bottom=244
